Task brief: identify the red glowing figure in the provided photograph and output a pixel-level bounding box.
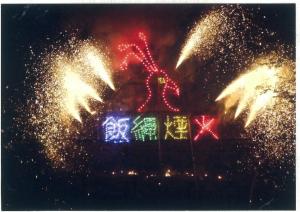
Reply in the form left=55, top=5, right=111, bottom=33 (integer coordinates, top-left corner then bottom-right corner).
left=194, top=115, right=219, bottom=140
left=118, top=32, right=180, bottom=112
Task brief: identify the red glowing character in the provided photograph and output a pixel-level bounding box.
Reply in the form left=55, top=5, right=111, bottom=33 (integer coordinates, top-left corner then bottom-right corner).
left=118, top=32, right=180, bottom=112
left=194, top=115, right=219, bottom=140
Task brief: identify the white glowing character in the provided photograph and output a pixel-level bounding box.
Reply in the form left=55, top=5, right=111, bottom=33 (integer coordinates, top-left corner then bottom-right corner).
left=102, top=116, right=131, bottom=143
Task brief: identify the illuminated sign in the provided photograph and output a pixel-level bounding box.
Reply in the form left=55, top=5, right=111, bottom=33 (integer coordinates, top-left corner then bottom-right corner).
left=100, top=114, right=219, bottom=143
left=102, top=116, right=131, bottom=143
left=194, top=115, right=219, bottom=140
left=164, top=115, right=189, bottom=140
left=119, top=32, right=180, bottom=112
left=131, top=116, right=158, bottom=141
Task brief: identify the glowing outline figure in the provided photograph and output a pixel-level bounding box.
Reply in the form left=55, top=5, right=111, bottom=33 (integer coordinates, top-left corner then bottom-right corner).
left=119, top=32, right=180, bottom=112
left=194, top=116, right=219, bottom=140
left=131, top=116, right=158, bottom=141
left=164, top=115, right=189, bottom=140
left=102, top=116, right=131, bottom=143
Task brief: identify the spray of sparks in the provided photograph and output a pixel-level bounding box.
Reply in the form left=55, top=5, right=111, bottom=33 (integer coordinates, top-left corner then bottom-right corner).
left=216, top=51, right=295, bottom=162
left=176, top=4, right=295, bottom=165
left=177, top=5, right=244, bottom=68
left=26, top=36, right=114, bottom=169
left=60, top=44, right=115, bottom=122
left=216, top=58, right=279, bottom=128
left=175, top=5, right=271, bottom=73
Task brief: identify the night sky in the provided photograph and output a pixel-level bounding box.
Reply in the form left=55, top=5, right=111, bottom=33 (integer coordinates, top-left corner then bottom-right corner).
left=1, top=4, right=295, bottom=210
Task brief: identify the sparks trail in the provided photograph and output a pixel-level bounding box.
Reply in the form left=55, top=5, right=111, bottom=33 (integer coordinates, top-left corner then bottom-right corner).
left=118, top=32, right=180, bottom=112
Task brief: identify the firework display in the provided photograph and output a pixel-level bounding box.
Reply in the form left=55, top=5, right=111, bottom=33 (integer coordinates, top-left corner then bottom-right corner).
left=176, top=5, right=252, bottom=69
left=216, top=52, right=295, bottom=161
left=21, top=5, right=295, bottom=169
left=216, top=56, right=280, bottom=128
left=2, top=4, right=295, bottom=211
left=244, top=53, right=295, bottom=162
left=26, top=37, right=114, bottom=168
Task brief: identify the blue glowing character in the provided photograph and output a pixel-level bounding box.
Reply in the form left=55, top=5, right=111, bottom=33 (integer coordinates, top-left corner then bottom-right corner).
left=102, top=116, right=131, bottom=143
